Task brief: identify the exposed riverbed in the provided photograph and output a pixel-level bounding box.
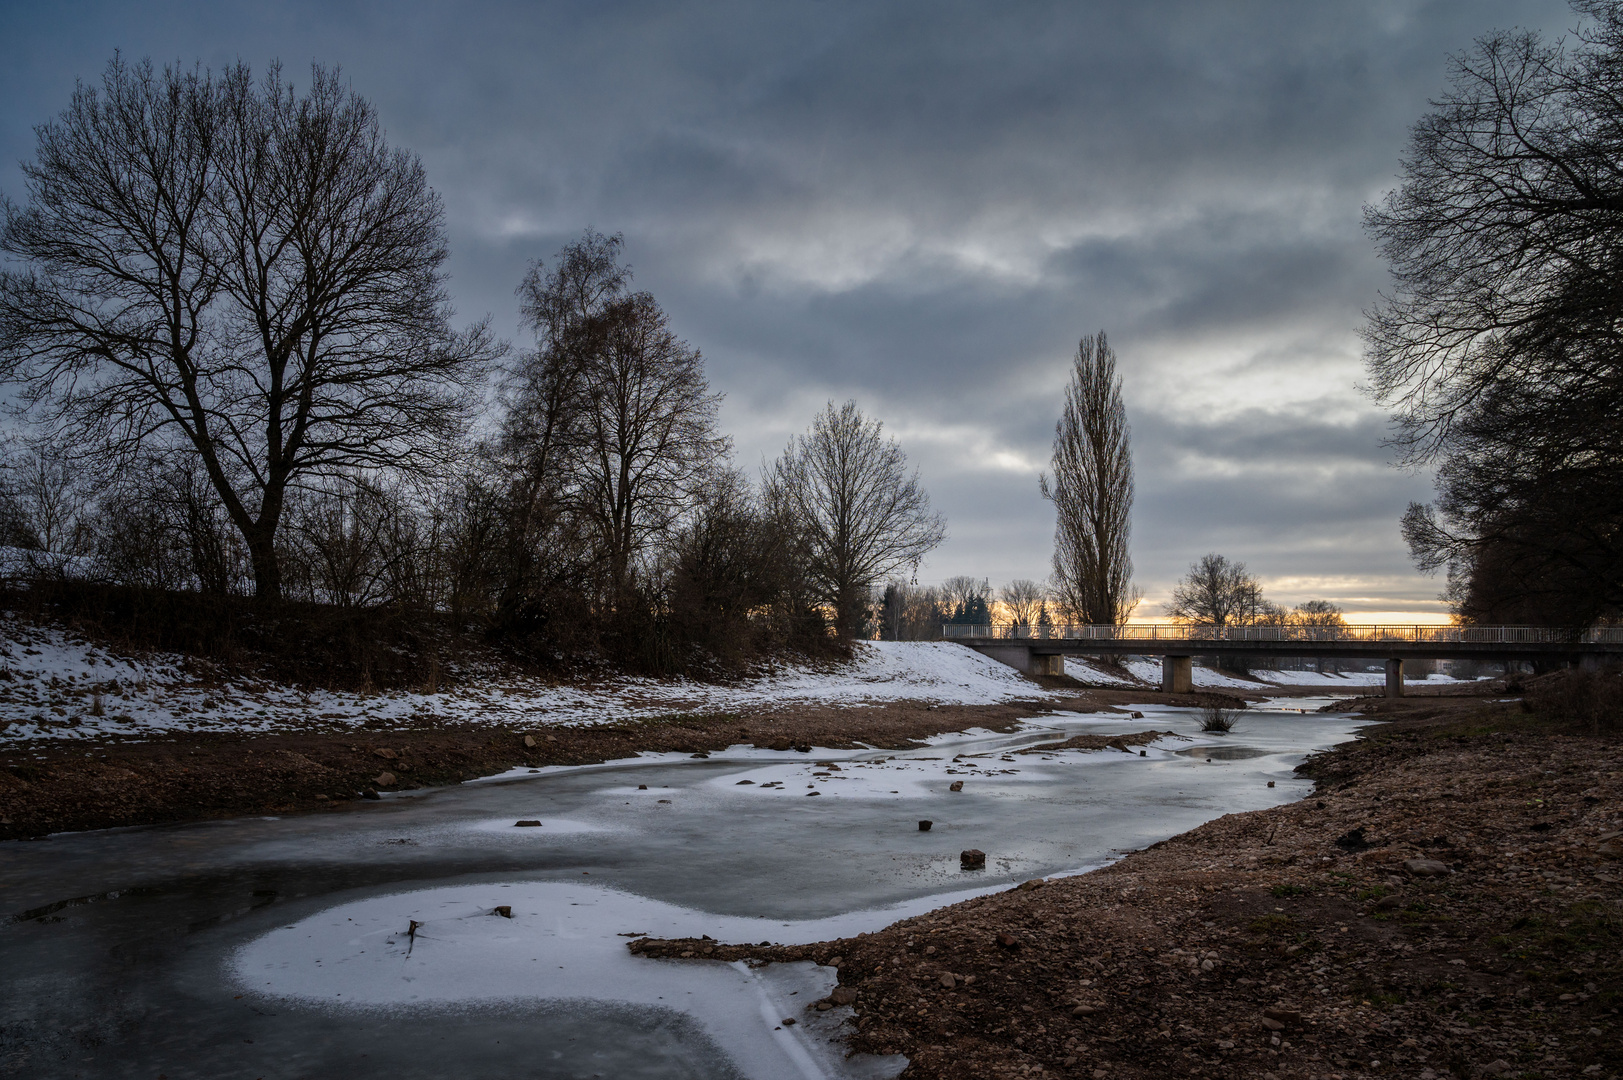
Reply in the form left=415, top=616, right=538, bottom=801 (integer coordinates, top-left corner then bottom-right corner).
left=1, top=699, right=1368, bottom=1079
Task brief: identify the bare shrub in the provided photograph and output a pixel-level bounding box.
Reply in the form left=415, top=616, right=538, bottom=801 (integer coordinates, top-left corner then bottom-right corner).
left=1526, top=667, right=1623, bottom=733
left=1199, top=704, right=1242, bottom=733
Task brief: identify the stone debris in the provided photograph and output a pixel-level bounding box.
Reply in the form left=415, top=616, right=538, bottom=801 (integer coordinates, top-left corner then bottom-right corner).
left=1402, top=857, right=1450, bottom=877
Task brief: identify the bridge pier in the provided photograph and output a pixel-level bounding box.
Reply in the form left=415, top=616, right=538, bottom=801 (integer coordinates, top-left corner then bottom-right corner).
left=973, top=645, right=1063, bottom=678
left=1385, top=658, right=1404, bottom=698
left=1161, top=655, right=1192, bottom=694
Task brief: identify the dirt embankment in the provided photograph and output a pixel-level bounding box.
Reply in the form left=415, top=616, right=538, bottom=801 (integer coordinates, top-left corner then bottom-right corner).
left=634, top=700, right=1623, bottom=1080
left=0, top=689, right=1201, bottom=840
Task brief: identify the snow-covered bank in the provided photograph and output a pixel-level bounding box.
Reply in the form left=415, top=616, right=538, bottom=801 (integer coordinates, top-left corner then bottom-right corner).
left=0, top=621, right=1065, bottom=744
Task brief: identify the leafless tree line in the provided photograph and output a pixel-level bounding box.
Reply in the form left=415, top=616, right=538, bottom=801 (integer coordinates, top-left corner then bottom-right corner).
left=0, top=58, right=948, bottom=672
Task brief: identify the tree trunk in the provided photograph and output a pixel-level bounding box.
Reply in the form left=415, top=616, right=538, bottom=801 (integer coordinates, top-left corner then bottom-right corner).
left=245, top=525, right=283, bottom=601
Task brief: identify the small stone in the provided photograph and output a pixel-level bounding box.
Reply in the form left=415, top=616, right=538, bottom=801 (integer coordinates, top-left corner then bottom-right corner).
left=1597, top=840, right=1622, bottom=859
left=523, top=735, right=536, bottom=747
left=805, top=790, right=821, bottom=796
left=374, top=771, right=396, bottom=787
left=1131, top=711, right=1144, bottom=718
left=828, top=955, right=843, bottom=967
left=1375, top=894, right=1402, bottom=911
left=1071, top=1004, right=1099, bottom=1016
left=514, top=820, right=542, bottom=827
left=949, top=781, right=964, bottom=792
left=814, top=1000, right=834, bottom=1010
left=1018, top=879, right=1045, bottom=891
left=493, top=905, right=512, bottom=918
left=638, top=784, right=648, bottom=789
left=362, top=788, right=381, bottom=800
left=372, top=748, right=397, bottom=760
left=1139, top=750, right=1147, bottom=756
left=657, top=799, right=671, bottom=803
left=1260, top=1017, right=1284, bottom=1031
left=314, top=794, right=329, bottom=801
left=996, top=933, right=1022, bottom=950
left=1483, top=1061, right=1511, bottom=1076
left=1262, top=1008, right=1300, bottom=1026
left=961, top=849, right=986, bottom=869
left=919, top=820, right=932, bottom=831
left=939, top=973, right=957, bottom=988
left=1201, top=958, right=1215, bottom=971
left=1267, top=780, right=1275, bottom=787
left=1403, top=858, right=1450, bottom=877
left=830, top=986, right=858, bottom=1005
left=782, top=1017, right=796, bottom=1026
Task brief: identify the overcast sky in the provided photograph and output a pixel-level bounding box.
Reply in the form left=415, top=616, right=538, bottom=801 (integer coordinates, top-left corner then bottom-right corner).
left=0, top=0, right=1580, bottom=618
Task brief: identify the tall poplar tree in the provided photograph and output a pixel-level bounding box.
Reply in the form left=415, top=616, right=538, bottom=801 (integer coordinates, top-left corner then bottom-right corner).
left=1040, top=331, right=1138, bottom=625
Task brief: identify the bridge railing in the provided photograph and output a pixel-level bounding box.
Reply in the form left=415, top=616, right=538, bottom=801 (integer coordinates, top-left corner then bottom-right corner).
left=940, top=623, right=1623, bottom=645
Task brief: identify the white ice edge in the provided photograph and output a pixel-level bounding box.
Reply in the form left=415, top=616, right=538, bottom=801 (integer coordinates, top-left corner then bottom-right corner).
left=229, top=875, right=1072, bottom=1080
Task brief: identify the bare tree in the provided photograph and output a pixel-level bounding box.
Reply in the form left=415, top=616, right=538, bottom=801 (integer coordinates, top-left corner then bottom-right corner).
left=1289, top=599, right=1347, bottom=631
left=573, top=292, right=730, bottom=593
left=3, top=443, right=93, bottom=555
left=941, top=575, right=992, bottom=623
left=501, top=233, right=728, bottom=598
left=1289, top=598, right=1348, bottom=672
left=1000, top=579, right=1045, bottom=628
left=767, top=401, right=946, bottom=638
left=1364, top=3, right=1623, bottom=623
left=1041, top=331, right=1138, bottom=625
left=0, top=57, right=495, bottom=599
left=1165, top=553, right=1271, bottom=627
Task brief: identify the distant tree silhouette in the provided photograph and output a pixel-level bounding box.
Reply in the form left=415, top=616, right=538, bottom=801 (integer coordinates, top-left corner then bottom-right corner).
left=767, top=401, right=945, bottom=638
left=1041, top=331, right=1138, bottom=624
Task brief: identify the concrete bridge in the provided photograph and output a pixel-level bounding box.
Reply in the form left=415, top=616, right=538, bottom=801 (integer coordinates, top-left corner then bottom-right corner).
left=942, top=624, right=1623, bottom=696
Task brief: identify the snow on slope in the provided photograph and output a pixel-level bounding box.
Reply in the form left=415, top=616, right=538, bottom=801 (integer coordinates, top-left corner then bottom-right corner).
left=0, top=622, right=1067, bottom=745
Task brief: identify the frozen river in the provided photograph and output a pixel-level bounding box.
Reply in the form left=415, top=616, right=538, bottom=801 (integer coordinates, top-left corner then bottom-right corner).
left=0, top=698, right=1367, bottom=1079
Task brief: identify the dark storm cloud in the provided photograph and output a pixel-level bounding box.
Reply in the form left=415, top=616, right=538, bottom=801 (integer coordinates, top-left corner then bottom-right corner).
left=0, top=0, right=1578, bottom=613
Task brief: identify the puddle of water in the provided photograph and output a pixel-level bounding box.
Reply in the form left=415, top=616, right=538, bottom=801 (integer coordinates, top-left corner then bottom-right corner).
left=0, top=700, right=1366, bottom=1079
left=1174, top=745, right=1272, bottom=760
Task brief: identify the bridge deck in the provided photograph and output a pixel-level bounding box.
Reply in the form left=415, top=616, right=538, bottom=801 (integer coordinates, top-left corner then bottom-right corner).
left=942, top=624, right=1623, bottom=661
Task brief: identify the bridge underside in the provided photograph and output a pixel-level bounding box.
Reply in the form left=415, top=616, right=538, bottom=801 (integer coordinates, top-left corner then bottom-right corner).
left=960, top=639, right=1619, bottom=697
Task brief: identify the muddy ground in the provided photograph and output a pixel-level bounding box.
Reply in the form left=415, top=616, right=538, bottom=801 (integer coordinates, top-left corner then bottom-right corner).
left=0, top=685, right=1244, bottom=840
left=633, top=696, right=1623, bottom=1080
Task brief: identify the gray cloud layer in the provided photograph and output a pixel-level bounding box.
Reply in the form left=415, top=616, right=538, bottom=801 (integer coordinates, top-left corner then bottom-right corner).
left=0, top=0, right=1577, bottom=615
